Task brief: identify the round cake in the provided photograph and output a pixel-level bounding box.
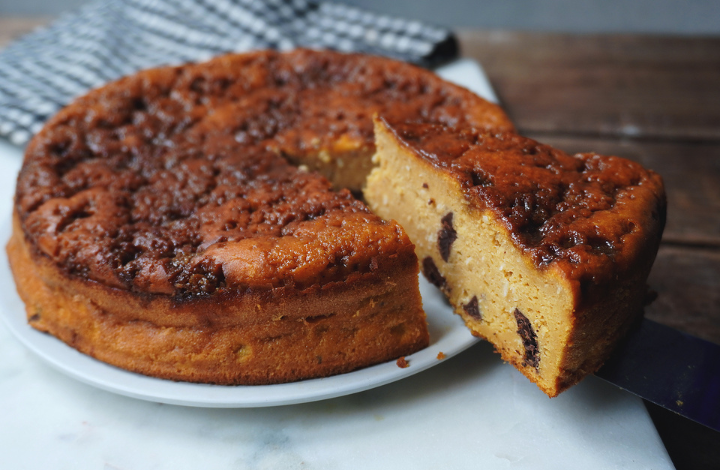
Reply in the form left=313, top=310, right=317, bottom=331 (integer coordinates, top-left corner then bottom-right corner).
left=8, top=49, right=513, bottom=384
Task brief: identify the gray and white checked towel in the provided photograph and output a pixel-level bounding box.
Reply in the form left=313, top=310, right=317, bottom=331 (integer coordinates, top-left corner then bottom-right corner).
left=0, top=0, right=459, bottom=146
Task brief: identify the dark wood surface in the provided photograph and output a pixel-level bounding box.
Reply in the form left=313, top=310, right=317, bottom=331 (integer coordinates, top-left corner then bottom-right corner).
left=459, top=31, right=720, bottom=142
left=459, top=31, right=720, bottom=348
left=1, top=21, right=718, bottom=347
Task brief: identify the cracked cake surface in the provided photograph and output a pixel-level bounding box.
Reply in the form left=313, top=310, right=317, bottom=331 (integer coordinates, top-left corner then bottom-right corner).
left=15, top=49, right=512, bottom=298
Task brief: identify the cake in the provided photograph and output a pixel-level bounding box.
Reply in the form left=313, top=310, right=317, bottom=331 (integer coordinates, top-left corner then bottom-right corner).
left=7, top=49, right=512, bottom=385
left=365, top=118, right=666, bottom=397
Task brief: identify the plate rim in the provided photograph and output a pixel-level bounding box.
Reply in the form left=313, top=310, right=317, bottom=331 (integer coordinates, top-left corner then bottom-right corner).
left=0, top=238, right=479, bottom=407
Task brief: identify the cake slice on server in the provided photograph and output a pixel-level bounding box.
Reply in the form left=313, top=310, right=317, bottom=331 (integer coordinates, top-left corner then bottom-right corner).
left=365, top=118, right=666, bottom=397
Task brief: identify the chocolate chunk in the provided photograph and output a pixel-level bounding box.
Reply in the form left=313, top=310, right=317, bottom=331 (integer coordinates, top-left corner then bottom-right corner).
left=422, top=256, right=448, bottom=291
left=422, top=183, right=429, bottom=189
left=29, top=313, right=41, bottom=322
left=463, top=296, right=481, bottom=321
left=438, top=212, right=457, bottom=262
left=514, top=308, right=539, bottom=370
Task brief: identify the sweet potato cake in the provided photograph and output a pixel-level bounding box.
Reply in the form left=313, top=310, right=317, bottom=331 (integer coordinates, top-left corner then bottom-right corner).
left=8, top=50, right=512, bottom=384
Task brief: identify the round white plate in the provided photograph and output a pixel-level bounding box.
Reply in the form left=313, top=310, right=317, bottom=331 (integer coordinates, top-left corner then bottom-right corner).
left=0, top=232, right=477, bottom=407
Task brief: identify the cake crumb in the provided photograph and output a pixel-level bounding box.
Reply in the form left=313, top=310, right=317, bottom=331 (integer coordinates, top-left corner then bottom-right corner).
left=436, top=352, right=446, bottom=360
left=396, top=357, right=409, bottom=368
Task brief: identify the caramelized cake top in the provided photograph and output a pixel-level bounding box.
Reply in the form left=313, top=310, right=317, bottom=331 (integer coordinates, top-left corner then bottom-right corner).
left=380, top=118, right=666, bottom=284
left=16, top=50, right=511, bottom=298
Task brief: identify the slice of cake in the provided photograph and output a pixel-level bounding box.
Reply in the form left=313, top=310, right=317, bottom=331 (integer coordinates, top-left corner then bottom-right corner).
left=365, top=118, right=666, bottom=397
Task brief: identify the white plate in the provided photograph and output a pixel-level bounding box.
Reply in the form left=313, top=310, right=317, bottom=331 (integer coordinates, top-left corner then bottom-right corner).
left=0, top=240, right=476, bottom=407
left=0, top=58, right=493, bottom=407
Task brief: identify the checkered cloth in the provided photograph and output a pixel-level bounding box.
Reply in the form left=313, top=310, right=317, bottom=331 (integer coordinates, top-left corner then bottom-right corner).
left=0, top=0, right=458, bottom=146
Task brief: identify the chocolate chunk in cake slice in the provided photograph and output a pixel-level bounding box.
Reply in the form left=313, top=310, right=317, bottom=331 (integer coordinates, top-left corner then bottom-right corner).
left=365, top=117, right=666, bottom=397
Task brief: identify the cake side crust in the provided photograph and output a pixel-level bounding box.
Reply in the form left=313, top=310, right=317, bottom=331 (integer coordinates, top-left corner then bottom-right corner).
left=8, top=212, right=429, bottom=385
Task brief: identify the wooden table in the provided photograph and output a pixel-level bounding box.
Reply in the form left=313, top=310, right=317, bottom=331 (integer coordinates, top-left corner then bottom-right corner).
left=2, top=18, right=719, bottom=469
left=457, top=31, right=720, bottom=349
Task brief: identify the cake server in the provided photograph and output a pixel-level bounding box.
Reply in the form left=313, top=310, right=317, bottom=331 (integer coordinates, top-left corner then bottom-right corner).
left=595, top=318, right=720, bottom=432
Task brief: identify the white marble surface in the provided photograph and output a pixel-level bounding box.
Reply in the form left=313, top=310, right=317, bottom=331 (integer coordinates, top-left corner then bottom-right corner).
left=0, top=64, right=674, bottom=468
left=0, top=322, right=673, bottom=469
